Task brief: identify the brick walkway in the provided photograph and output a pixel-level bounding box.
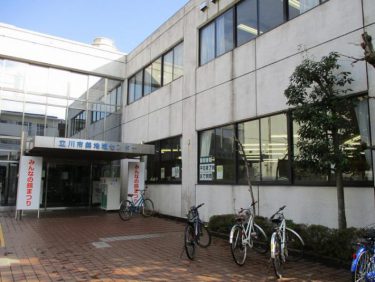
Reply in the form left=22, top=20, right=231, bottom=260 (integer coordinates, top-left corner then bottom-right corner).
left=0, top=210, right=350, bottom=281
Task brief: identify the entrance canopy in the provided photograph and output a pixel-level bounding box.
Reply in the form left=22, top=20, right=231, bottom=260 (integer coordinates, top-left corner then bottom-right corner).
left=26, top=136, right=154, bottom=161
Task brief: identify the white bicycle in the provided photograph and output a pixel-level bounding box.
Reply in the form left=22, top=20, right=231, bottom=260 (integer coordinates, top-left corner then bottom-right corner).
left=270, top=205, right=305, bottom=279
left=229, top=201, right=268, bottom=266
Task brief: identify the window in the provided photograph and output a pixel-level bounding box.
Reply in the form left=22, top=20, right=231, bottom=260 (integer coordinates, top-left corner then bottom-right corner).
left=293, top=97, right=373, bottom=185
left=70, top=111, right=86, bottom=135
left=200, top=22, right=215, bottom=65
left=127, top=42, right=184, bottom=104
left=259, top=0, right=285, bottom=33
left=198, top=97, right=371, bottom=186
left=37, top=124, right=45, bottom=136
left=91, top=84, right=122, bottom=123
left=163, top=50, right=174, bottom=85
left=146, top=136, right=182, bottom=183
left=151, top=58, right=162, bottom=92
left=289, top=0, right=320, bottom=20
left=216, top=10, right=234, bottom=57
left=199, top=0, right=329, bottom=65
left=173, top=43, right=184, bottom=80
left=237, top=113, right=289, bottom=184
left=236, top=0, right=258, bottom=46
left=199, top=125, right=236, bottom=183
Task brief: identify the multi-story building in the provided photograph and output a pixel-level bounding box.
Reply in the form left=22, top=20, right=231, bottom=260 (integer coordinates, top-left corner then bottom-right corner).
left=0, top=0, right=374, bottom=228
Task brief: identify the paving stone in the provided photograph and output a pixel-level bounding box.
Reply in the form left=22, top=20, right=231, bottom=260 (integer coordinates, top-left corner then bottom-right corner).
left=0, top=210, right=351, bottom=281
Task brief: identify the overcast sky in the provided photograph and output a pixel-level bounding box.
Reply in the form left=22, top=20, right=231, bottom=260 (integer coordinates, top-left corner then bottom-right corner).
left=0, top=0, right=188, bottom=53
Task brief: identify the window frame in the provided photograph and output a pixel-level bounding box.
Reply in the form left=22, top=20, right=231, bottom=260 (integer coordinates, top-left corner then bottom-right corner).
left=199, top=0, right=330, bottom=66
left=197, top=96, right=373, bottom=187
left=127, top=41, right=184, bottom=105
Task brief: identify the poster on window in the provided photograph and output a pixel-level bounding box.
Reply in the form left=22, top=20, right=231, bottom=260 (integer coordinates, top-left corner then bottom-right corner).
left=199, top=163, right=215, bottom=181
left=172, top=166, right=180, bottom=178
left=128, top=162, right=145, bottom=202
left=16, top=156, right=43, bottom=210
left=216, top=165, right=224, bottom=180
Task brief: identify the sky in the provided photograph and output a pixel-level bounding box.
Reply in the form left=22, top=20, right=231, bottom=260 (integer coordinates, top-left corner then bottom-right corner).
left=0, top=0, right=188, bottom=53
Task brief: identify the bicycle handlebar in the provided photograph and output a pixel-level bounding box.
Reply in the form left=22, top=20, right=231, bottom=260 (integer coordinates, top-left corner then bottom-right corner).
left=191, top=203, right=204, bottom=211
left=270, top=205, right=286, bottom=219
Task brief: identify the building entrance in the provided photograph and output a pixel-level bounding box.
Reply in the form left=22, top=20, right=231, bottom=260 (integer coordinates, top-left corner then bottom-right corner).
left=0, top=161, right=18, bottom=206
left=43, top=162, right=91, bottom=208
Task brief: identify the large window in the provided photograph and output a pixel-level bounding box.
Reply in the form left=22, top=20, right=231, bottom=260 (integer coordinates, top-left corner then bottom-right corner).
left=127, top=42, right=184, bottom=104
left=91, top=84, right=122, bottom=123
left=198, top=97, right=372, bottom=186
left=199, top=0, right=328, bottom=65
left=293, top=97, right=373, bottom=185
left=146, top=136, right=182, bottom=183
left=199, top=125, right=236, bottom=183
left=70, top=111, right=86, bottom=136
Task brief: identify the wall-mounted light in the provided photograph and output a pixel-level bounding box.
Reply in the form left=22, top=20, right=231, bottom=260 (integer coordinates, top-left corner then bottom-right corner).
left=199, top=1, right=208, bottom=11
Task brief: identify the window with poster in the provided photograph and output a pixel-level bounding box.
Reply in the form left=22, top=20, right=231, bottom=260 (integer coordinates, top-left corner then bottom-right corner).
left=146, top=136, right=182, bottom=184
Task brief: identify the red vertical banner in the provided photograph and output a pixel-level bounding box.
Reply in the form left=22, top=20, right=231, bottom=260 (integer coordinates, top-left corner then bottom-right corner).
left=16, top=156, right=43, bottom=210
left=127, top=162, right=145, bottom=201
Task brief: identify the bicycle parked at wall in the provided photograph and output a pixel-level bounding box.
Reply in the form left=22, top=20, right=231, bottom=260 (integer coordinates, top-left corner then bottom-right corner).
left=184, top=203, right=212, bottom=260
left=351, top=224, right=375, bottom=282
left=270, top=205, right=304, bottom=279
left=119, top=189, right=154, bottom=221
left=229, top=201, right=268, bottom=266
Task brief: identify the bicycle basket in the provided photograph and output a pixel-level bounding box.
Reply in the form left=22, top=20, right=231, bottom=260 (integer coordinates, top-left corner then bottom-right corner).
left=271, top=215, right=282, bottom=225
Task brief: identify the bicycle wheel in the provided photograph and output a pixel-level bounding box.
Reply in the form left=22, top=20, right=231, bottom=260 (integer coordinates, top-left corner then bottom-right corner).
left=119, top=200, right=132, bottom=221
left=252, top=224, right=268, bottom=254
left=272, top=234, right=284, bottom=279
left=196, top=223, right=211, bottom=248
left=230, top=225, right=247, bottom=266
left=285, top=228, right=304, bottom=261
left=184, top=224, right=195, bottom=260
left=352, top=250, right=371, bottom=282
left=141, top=199, right=154, bottom=217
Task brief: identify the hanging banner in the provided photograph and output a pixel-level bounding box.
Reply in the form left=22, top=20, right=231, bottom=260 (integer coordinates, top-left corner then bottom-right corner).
left=16, top=156, right=43, bottom=210
left=127, top=162, right=145, bottom=203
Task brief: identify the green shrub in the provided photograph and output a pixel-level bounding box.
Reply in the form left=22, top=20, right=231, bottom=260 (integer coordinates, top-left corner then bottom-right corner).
left=207, top=213, right=362, bottom=265
left=208, top=214, right=235, bottom=234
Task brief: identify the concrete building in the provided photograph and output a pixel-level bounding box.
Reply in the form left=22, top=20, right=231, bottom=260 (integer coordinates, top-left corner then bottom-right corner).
left=0, top=0, right=374, bottom=228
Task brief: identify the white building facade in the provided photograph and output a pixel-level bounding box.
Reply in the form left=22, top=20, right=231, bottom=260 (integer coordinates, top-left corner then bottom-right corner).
left=123, top=0, right=375, bottom=228
left=0, top=0, right=374, bottom=228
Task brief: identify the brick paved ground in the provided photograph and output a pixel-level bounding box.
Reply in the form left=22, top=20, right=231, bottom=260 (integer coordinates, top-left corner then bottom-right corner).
left=0, top=210, right=350, bottom=281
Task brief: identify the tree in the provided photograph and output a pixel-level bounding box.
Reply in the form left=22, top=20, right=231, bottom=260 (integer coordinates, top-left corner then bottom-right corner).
left=284, top=52, right=362, bottom=230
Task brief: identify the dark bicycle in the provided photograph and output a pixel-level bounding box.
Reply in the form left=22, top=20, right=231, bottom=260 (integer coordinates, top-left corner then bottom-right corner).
left=119, top=189, right=154, bottom=221
left=184, top=203, right=212, bottom=260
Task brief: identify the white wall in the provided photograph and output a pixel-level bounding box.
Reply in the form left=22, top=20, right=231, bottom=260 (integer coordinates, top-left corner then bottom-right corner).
left=196, top=185, right=375, bottom=228
left=122, top=0, right=375, bottom=228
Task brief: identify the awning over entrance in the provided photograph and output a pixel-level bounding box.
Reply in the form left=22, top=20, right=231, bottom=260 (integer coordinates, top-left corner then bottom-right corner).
left=26, top=136, right=154, bottom=161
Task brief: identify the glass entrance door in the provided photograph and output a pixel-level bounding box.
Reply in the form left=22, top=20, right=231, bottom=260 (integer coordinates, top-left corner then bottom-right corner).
left=43, top=162, right=90, bottom=207
left=0, top=162, right=18, bottom=206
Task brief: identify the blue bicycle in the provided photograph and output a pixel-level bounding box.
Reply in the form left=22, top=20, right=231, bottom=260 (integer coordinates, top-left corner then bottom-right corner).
left=119, top=189, right=154, bottom=221
left=351, top=224, right=375, bottom=282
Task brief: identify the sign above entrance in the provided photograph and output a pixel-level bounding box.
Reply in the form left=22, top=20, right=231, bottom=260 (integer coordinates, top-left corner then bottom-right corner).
left=26, top=136, right=155, bottom=160
left=55, top=138, right=140, bottom=153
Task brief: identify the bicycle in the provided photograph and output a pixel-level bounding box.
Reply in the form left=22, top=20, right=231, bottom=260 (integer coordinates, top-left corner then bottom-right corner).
left=351, top=224, right=375, bottom=282
left=184, top=203, right=212, bottom=260
left=229, top=201, right=268, bottom=266
left=119, top=189, right=154, bottom=221
left=270, top=205, right=304, bottom=279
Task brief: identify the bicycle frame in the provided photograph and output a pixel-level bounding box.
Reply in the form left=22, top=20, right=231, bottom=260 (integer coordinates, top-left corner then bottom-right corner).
left=229, top=210, right=259, bottom=247
left=351, top=242, right=375, bottom=281
left=270, top=215, right=304, bottom=261
left=128, top=191, right=145, bottom=212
